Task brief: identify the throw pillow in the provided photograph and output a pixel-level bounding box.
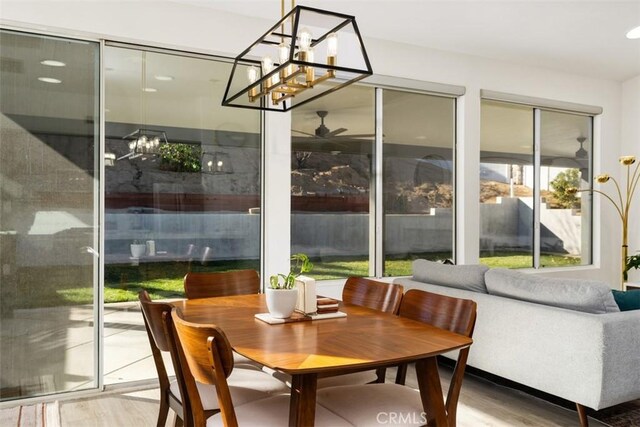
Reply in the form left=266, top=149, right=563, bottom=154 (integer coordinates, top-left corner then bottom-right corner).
left=412, top=259, right=489, bottom=293
left=611, top=289, right=640, bottom=311
left=485, top=269, right=620, bottom=314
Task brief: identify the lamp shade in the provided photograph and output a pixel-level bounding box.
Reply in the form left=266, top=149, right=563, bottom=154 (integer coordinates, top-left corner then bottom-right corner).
left=222, top=5, right=372, bottom=112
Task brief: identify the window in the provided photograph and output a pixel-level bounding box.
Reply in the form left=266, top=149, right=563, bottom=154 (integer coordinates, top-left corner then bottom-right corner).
left=290, top=83, right=457, bottom=279
left=0, top=29, right=100, bottom=400
left=104, top=45, right=261, bottom=383
left=480, top=99, right=592, bottom=269
left=290, top=85, right=375, bottom=280
left=383, top=90, right=455, bottom=276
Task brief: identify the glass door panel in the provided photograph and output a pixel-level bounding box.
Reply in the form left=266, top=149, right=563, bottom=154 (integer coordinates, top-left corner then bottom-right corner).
left=0, top=30, right=100, bottom=400
left=480, top=100, right=535, bottom=268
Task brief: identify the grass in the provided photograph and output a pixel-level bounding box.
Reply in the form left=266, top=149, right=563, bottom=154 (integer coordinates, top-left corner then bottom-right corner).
left=4, top=252, right=581, bottom=308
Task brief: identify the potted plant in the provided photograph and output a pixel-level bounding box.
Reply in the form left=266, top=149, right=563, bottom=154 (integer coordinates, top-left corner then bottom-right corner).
left=130, top=240, right=146, bottom=258
left=266, top=253, right=314, bottom=318
left=625, top=252, right=640, bottom=282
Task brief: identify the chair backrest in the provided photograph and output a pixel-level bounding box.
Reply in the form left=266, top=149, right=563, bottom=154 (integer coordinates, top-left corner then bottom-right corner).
left=342, top=277, right=404, bottom=314
left=139, top=290, right=173, bottom=351
left=398, top=289, right=476, bottom=337
left=183, top=269, right=260, bottom=299
left=169, top=308, right=238, bottom=427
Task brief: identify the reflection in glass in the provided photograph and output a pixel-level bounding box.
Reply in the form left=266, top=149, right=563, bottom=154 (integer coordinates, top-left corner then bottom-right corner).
left=104, top=46, right=261, bottom=384
left=539, top=110, right=592, bottom=267
left=0, top=30, right=99, bottom=400
left=290, top=86, right=375, bottom=280
left=480, top=100, right=534, bottom=268
left=383, top=91, right=455, bottom=276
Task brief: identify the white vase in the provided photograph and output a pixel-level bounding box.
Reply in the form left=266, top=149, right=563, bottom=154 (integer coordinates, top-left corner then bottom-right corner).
left=130, top=244, right=146, bottom=258
left=265, top=288, right=298, bottom=319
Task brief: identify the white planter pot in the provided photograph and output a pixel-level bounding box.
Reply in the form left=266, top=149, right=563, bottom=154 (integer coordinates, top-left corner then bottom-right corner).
left=265, top=288, right=298, bottom=319
left=130, top=244, right=146, bottom=258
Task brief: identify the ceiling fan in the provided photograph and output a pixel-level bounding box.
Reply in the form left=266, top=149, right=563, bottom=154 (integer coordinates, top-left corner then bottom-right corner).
left=575, top=136, right=588, bottom=159
left=292, top=110, right=374, bottom=140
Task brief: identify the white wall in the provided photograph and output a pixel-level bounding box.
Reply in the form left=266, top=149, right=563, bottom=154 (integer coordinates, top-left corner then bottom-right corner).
left=0, top=0, right=626, bottom=286
left=621, top=75, right=640, bottom=283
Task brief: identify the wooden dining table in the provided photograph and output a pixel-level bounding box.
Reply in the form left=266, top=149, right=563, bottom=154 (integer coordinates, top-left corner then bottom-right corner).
left=173, top=294, right=472, bottom=427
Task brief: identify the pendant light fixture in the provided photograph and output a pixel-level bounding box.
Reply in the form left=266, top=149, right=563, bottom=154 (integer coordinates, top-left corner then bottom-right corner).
left=222, top=0, right=372, bottom=112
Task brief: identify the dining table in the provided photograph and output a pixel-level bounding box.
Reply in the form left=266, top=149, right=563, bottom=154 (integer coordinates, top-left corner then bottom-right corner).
left=173, top=293, right=472, bottom=427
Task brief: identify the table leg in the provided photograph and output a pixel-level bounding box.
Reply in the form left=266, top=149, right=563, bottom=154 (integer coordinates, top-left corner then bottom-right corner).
left=289, top=373, right=318, bottom=427
left=416, top=357, right=449, bottom=427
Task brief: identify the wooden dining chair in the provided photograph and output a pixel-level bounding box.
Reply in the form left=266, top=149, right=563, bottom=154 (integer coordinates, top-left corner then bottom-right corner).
left=138, top=290, right=191, bottom=427
left=340, top=277, right=404, bottom=383
left=167, top=308, right=352, bottom=427
left=316, top=289, right=477, bottom=427
left=183, top=269, right=262, bottom=368
left=139, top=292, right=288, bottom=427
left=183, top=269, right=260, bottom=300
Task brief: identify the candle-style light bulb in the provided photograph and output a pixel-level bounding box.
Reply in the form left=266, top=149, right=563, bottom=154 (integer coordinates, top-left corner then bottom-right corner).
left=326, top=33, right=338, bottom=57
left=261, top=56, right=274, bottom=73
left=298, top=28, right=312, bottom=52
left=278, top=42, right=290, bottom=64
left=247, top=65, right=259, bottom=83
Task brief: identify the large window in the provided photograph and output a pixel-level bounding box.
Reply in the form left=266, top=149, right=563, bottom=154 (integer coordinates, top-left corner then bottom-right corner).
left=480, top=99, right=592, bottom=269
left=104, top=45, right=261, bottom=383
left=0, top=30, right=100, bottom=400
left=383, top=90, right=455, bottom=276
left=290, top=85, right=375, bottom=280
left=290, top=84, right=456, bottom=279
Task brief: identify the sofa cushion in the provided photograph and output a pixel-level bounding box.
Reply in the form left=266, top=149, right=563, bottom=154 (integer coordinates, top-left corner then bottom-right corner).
left=485, top=269, right=619, bottom=314
left=412, top=259, right=489, bottom=293
left=612, top=289, right=640, bottom=311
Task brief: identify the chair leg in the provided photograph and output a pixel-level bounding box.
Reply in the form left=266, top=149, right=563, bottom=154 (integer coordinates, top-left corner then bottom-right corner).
left=445, top=348, right=471, bottom=427
left=374, top=367, right=386, bottom=383
left=576, top=403, right=589, bottom=427
left=395, top=363, right=408, bottom=385
left=157, top=397, right=169, bottom=427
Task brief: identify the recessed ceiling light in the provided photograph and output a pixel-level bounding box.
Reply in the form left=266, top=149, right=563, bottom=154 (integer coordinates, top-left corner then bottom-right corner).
left=415, top=136, right=427, bottom=140
left=142, top=87, right=157, bottom=92
left=626, top=25, right=640, bottom=39
left=40, top=59, right=66, bottom=67
left=154, top=75, right=174, bottom=81
left=38, top=77, right=62, bottom=84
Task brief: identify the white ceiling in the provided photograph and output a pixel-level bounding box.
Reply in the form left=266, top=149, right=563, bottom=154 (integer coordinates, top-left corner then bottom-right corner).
left=178, top=0, right=640, bottom=82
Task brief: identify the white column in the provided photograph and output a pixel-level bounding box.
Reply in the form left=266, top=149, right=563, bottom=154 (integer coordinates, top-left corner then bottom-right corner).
left=262, top=111, right=291, bottom=290
left=456, top=89, right=481, bottom=264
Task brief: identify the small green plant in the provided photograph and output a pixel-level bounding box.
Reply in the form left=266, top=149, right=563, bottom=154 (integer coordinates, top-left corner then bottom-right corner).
left=158, top=143, right=201, bottom=172
left=269, top=253, right=314, bottom=289
left=624, top=252, right=640, bottom=281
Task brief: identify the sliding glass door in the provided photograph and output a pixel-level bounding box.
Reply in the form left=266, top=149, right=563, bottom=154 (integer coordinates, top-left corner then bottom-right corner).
left=0, top=30, right=100, bottom=400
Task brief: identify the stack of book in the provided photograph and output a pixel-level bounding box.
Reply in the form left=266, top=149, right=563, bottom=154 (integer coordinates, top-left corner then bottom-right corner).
left=316, top=296, right=340, bottom=314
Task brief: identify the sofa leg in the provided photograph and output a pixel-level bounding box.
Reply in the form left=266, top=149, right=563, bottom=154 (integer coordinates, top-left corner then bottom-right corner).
left=576, top=403, right=589, bottom=427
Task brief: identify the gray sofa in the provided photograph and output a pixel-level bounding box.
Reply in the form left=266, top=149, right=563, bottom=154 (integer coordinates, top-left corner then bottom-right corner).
left=393, top=260, right=640, bottom=416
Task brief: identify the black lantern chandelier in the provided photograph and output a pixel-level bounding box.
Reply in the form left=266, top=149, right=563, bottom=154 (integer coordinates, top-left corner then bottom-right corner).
left=118, top=129, right=168, bottom=160
left=222, top=2, right=372, bottom=112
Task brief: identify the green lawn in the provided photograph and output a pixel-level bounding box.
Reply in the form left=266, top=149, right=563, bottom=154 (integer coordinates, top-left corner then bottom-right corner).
left=5, top=252, right=581, bottom=308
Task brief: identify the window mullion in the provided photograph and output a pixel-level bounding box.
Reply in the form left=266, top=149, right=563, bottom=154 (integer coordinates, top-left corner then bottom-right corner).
left=533, top=108, right=541, bottom=269
left=373, top=88, right=384, bottom=278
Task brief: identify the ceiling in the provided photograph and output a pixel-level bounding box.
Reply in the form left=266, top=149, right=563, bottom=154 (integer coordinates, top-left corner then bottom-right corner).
left=178, top=0, right=640, bottom=82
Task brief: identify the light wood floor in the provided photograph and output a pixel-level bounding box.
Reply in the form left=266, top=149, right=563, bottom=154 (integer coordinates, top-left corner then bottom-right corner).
left=5, top=365, right=607, bottom=426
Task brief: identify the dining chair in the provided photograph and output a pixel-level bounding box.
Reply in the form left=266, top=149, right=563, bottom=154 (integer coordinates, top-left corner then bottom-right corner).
left=183, top=269, right=260, bottom=300
left=139, top=291, right=288, bottom=427
left=337, top=277, right=404, bottom=384
left=139, top=290, right=188, bottom=427
left=168, top=307, right=352, bottom=427
left=316, top=289, right=477, bottom=427
left=183, top=269, right=262, bottom=368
